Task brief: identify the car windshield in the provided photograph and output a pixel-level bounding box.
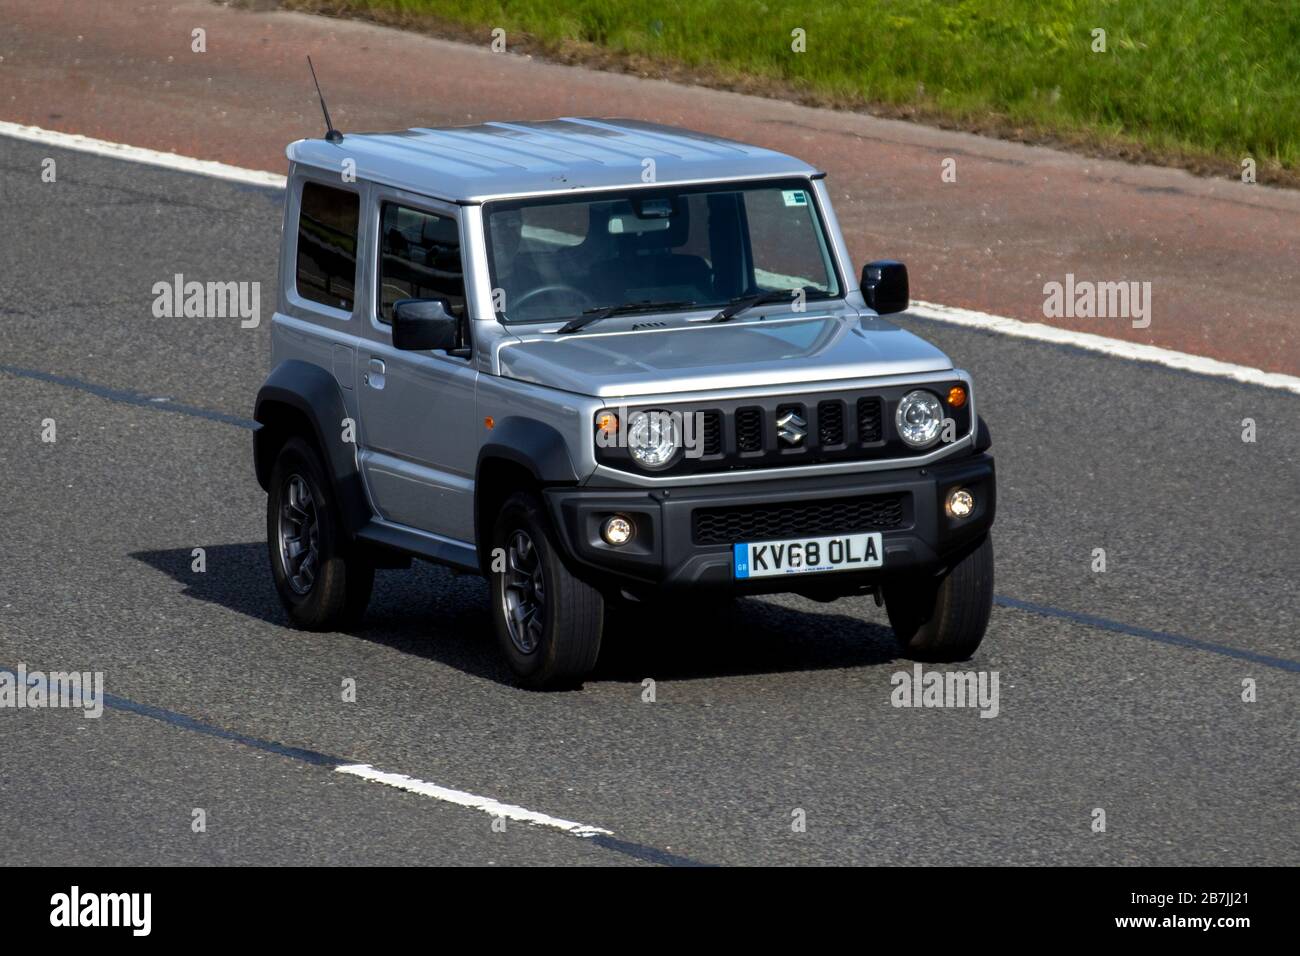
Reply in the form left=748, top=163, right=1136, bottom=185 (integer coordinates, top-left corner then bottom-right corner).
left=483, top=179, right=842, bottom=324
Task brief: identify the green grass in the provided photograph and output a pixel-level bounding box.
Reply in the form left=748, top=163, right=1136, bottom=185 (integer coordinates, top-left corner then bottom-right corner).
left=299, top=0, right=1300, bottom=173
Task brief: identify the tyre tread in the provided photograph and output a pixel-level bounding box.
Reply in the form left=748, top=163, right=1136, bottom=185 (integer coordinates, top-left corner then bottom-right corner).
left=886, top=534, right=993, bottom=661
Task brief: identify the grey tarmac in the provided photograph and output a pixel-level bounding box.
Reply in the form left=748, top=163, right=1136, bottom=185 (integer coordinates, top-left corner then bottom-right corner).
left=0, top=135, right=1296, bottom=866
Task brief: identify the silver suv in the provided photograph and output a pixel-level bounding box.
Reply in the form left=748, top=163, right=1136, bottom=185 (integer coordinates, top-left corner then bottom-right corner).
left=254, top=118, right=996, bottom=687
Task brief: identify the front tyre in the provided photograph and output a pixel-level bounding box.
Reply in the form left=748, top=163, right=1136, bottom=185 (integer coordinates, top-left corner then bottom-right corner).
left=267, top=437, right=374, bottom=630
left=491, top=492, right=603, bottom=688
left=885, top=534, right=993, bottom=661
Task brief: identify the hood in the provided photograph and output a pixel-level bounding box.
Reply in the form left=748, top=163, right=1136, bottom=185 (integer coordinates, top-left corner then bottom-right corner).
left=496, top=310, right=953, bottom=398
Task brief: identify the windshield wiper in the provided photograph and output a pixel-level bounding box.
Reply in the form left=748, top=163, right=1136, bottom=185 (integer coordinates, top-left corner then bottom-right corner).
left=557, top=299, right=696, bottom=334
left=710, top=288, right=802, bottom=323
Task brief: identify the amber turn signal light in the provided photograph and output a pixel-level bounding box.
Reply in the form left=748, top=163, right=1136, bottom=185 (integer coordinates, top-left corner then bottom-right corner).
left=595, top=411, right=618, bottom=435
left=947, top=386, right=967, bottom=407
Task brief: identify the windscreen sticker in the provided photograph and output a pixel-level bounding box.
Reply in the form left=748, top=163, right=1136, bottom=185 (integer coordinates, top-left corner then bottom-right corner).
left=782, top=189, right=809, bottom=207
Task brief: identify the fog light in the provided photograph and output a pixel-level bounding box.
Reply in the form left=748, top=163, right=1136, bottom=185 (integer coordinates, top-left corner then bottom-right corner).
left=601, top=515, right=634, bottom=546
left=946, top=489, right=974, bottom=518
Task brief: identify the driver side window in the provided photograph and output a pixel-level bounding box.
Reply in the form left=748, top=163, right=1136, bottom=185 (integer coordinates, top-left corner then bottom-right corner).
left=377, top=202, right=467, bottom=324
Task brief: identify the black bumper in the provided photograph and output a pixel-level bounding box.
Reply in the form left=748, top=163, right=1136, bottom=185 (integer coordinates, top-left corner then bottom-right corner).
left=543, top=453, right=995, bottom=596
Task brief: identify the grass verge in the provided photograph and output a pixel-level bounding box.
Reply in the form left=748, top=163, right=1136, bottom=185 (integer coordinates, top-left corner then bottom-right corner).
left=258, top=0, right=1300, bottom=185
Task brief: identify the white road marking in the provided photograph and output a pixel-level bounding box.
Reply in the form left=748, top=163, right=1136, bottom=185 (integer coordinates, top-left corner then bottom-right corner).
left=0, top=119, right=287, bottom=188
left=4, top=120, right=1299, bottom=396
left=334, top=763, right=614, bottom=837
left=910, top=300, right=1300, bottom=396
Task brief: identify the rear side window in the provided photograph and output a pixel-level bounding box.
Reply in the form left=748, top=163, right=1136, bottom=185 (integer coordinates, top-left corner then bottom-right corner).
left=378, top=203, right=466, bottom=323
left=296, top=182, right=360, bottom=312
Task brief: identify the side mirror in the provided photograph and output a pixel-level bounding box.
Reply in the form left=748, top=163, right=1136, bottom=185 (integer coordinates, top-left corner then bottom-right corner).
left=861, top=260, right=909, bottom=315
left=392, top=298, right=458, bottom=351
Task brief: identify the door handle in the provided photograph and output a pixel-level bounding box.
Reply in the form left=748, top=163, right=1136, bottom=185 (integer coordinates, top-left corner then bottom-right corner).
left=364, top=358, right=386, bottom=390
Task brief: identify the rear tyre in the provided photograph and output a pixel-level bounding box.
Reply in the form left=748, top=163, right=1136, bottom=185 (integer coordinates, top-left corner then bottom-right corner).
left=885, top=534, right=993, bottom=661
left=491, top=492, right=603, bottom=688
left=267, top=437, right=374, bottom=630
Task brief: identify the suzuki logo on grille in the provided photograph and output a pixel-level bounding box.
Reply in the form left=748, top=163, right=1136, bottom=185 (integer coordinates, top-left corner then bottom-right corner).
left=776, top=409, right=807, bottom=446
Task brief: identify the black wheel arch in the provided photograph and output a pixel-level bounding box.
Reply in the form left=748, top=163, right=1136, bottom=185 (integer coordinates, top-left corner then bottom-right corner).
left=474, top=416, right=581, bottom=573
left=254, top=359, right=371, bottom=539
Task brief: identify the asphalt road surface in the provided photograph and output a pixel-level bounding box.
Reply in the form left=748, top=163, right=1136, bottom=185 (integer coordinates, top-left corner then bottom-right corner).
left=0, top=134, right=1297, bottom=866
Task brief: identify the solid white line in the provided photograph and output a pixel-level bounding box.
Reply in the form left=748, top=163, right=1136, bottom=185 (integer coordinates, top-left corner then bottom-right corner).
left=0, top=119, right=287, bottom=188
left=909, top=301, right=1300, bottom=396
left=334, top=763, right=614, bottom=837
left=3, top=120, right=1298, bottom=396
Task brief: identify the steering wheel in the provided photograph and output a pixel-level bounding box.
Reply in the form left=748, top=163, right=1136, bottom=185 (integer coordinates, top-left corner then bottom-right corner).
left=510, top=283, right=595, bottom=315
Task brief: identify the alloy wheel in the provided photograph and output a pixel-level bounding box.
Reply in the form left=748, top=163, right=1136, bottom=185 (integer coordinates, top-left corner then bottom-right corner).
left=278, top=474, right=320, bottom=595
left=501, top=529, right=546, bottom=654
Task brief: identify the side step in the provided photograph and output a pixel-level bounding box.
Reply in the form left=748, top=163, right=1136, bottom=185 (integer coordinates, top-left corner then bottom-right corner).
left=356, top=520, right=481, bottom=574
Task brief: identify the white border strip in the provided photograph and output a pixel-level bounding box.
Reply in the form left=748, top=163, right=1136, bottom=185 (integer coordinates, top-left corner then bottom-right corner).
left=3, top=120, right=1297, bottom=395
left=909, top=300, right=1300, bottom=396
left=0, top=119, right=287, bottom=188
left=335, top=763, right=614, bottom=837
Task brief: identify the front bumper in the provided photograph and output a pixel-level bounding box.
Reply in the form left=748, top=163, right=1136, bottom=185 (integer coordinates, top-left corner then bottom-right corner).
left=543, top=452, right=995, bottom=596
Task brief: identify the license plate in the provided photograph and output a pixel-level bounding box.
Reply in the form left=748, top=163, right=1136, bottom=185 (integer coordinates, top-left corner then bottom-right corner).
left=732, top=533, right=883, bottom=579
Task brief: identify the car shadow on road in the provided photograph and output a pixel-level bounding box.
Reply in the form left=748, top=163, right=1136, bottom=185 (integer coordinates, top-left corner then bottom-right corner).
left=593, top=598, right=900, bottom=683
left=132, top=543, right=901, bottom=687
left=131, top=542, right=287, bottom=624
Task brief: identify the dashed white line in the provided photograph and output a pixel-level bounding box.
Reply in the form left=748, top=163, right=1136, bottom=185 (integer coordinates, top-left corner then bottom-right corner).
left=4, top=119, right=1299, bottom=396
left=334, top=763, right=614, bottom=837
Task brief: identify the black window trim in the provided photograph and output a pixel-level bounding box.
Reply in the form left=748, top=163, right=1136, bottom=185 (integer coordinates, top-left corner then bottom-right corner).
left=370, top=191, right=473, bottom=358
left=373, top=199, right=467, bottom=325
left=292, top=175, right=363, bottom=318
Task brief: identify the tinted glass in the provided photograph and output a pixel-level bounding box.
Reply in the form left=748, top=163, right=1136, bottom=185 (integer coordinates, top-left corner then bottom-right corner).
left=296, top=182, right=360, bottom=312
left=378, top=203, right=466, bottom=323
left=484, top=180, right=840, bottom=323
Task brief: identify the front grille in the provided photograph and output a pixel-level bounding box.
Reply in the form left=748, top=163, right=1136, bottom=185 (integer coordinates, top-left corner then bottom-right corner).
left=857, top=397, right=883, bottom=443
left=735, top=407, right=763, bottom=452
left=818, top=400, right=844, bottom=446
left=692, top=493, right=908, bottom=546
left=591, top=381, right=970, bottom=475
left=700, top=410, right=723, bottom=456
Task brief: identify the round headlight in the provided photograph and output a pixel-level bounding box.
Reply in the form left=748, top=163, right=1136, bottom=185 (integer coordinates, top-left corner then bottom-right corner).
left=895, top=390, right=943, bottom=447
left=627, top=410, right=680, bottom=468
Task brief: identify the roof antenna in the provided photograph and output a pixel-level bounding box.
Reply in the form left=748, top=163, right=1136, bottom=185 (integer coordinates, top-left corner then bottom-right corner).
left=307, top=55, right=343, bottom=144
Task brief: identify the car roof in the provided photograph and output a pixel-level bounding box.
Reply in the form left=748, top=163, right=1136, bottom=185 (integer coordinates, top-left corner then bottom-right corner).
left=286, top=117, right=821, bottom=202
